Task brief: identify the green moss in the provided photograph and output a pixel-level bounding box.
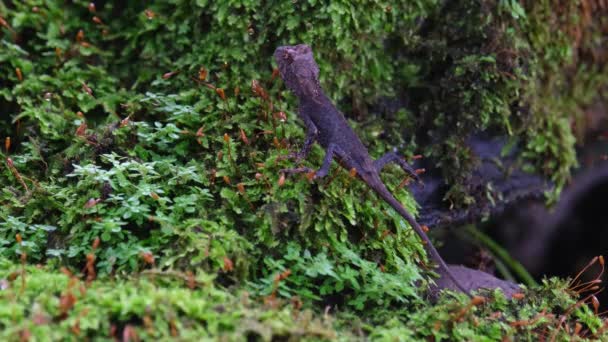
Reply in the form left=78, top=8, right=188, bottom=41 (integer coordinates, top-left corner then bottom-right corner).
left=0, top=260, right=337, bottom=340
left=515, top=0, right=608, bottom=195
left=2, top=261, right=605, bottom=340
left=0, top=0, right=434, bottom=315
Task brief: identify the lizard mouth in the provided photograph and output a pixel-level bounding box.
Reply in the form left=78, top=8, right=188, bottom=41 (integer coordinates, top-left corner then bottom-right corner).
left=275, top=47, right=295, bottom=65
left=274, top=47, right=297, bottom=81
left=274, top=44, right=311, bottom=66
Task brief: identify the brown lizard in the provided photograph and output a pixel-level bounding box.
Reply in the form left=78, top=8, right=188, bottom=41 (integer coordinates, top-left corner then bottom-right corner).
left=274, top=44, right=468, bottom=294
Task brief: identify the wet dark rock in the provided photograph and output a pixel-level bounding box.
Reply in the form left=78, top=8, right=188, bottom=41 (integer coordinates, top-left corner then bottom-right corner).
left=493, top=162, right=608, bottom=275
left=412, top=132, right=549, bottom=228
left=429, top=265, right=521, bottom=300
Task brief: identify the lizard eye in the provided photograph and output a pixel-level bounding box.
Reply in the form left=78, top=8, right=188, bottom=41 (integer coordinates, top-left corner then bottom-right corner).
left=283, top=52, right=293, bottom=63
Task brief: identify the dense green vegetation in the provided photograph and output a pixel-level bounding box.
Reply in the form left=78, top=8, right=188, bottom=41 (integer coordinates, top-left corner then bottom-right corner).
left=1, top=0, right=606, bottom=340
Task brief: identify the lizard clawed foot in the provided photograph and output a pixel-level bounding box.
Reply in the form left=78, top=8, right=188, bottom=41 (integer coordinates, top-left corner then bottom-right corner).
left=417, top=179, right=426, bottom=189
left=280, top=167, right=314, bottom=175
left=280, top=167, right=327, bottom=181
left=278, top=151, right=301, bottom=162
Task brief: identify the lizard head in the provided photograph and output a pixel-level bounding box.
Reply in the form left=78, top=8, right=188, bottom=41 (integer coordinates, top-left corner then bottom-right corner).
left=274, top=44, right=320, bottom=98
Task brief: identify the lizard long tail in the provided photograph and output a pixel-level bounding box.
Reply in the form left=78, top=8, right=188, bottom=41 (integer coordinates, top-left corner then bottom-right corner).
left=369, top=180, right=468, bottom=294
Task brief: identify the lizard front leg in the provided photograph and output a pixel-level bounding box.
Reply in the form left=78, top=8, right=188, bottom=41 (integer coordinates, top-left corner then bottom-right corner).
left=281, top=143, right=340, bottom=179
left=313, top=143, right=340, bottom=178
left=284, top=110, right=319, bottom=162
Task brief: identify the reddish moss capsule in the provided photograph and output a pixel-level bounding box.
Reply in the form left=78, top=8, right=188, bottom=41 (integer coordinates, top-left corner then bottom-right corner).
left=511, top=292, right=525, bottom=300
left=198, top=67, right=207, bottom=81
left=214, top=88, right=226, bottom=101
left=271, top=68, right=279, bottom=81
left=162, top=71, right=178, bottom=79
left=81, top=82, right=93, bottom=96
left=239, top=128, right=250, bottom=145
left=75, top=122, right=87, bottom=136
left=591, top=295, right=600, bottom=314
left=471, top=296, right=486, bottom=306
left=305, top=171, right=316, bottom=181
left=76, top=29, right=85, bottom=42
left=277, top=111, right=287, bottom=122
left=120, top=116, right=130, bottom=127
left=223, top=257, right=234, bottom=272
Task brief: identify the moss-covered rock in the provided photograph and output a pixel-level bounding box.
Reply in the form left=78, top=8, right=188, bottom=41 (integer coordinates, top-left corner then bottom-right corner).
left=2, top=261, right=606, bottom=340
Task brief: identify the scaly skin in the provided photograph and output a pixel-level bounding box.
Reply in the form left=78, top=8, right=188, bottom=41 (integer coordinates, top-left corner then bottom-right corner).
left=274, top=44, right=468, bottom=294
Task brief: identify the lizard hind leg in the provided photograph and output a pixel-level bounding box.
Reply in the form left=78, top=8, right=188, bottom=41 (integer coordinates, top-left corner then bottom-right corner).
left=374, top=152, right=420, bottom=182
left=279, top=120, right=319, bottom=162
